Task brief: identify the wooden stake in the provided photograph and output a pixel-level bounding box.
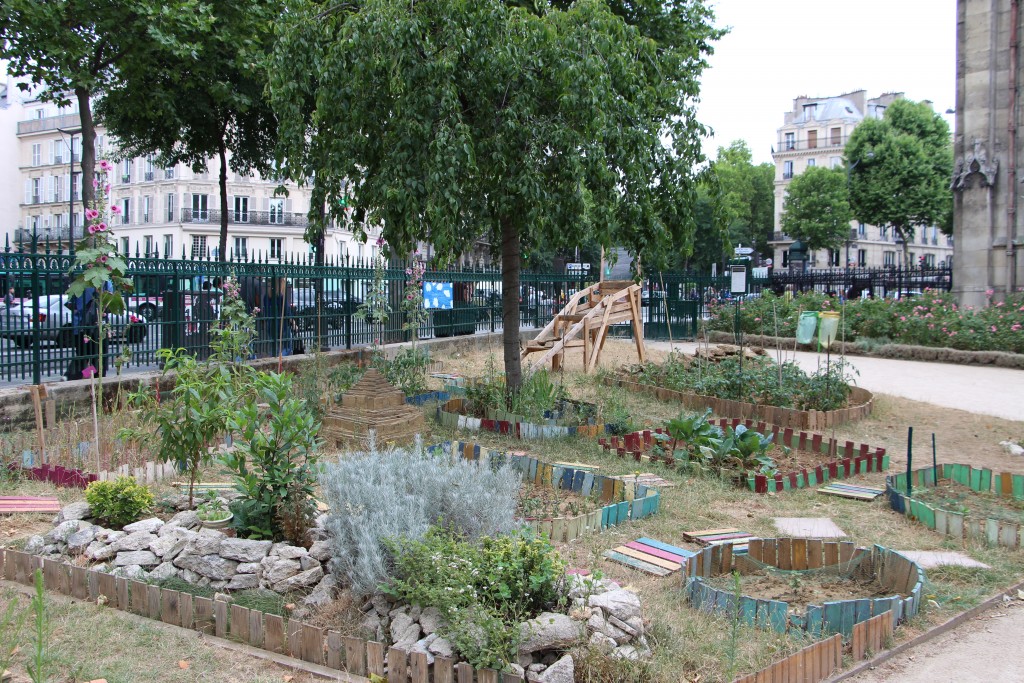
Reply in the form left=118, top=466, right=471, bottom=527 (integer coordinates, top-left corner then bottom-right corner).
left=28, top=386, right=46, bottom=464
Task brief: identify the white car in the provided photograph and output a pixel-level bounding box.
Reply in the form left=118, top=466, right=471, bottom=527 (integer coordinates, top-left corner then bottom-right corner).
left=0, top=295, right=146, bottom=348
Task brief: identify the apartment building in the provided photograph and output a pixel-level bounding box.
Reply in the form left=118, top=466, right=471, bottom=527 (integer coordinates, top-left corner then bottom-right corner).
left=769, top=91, right=954, bottom=270
left=9, top=91, right=380, bottom=263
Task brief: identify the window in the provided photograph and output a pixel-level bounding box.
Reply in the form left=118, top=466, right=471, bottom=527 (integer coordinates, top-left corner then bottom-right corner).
left=51, top=175, right=63, bottom=203
left=144, top=155, right=155, bottom=181
left=190, top=194, right=209, bottom=221
left=830, top=156, right=842, bottom=168
left=880, top=226, right=889, bottom=240
left=920, top=230, right=928, bottom=245
left=784, top=132, right=795, bottom=150
left=807, top=130, right=818, bottom=149
left=31, top=178, right=41, bottom=204
left=191, top=235, right=207, bottom=259
left=269, top=198, right=284, bottom=224
left=857, top=249, right=867, bottom=267
left=233, top=196, right=249, bottom=223
left=908, top=252, right=915, bottom=264
left=54, top=213, right=64, bottom=230
left=803, top=103, right=817, bottom=120
left=163, top=235, right=173, bottom=258
left=121, top=198, right=131, bottom=224
left=121, top=159, right=131, bottom=184
left=828, top=249, right=840, bottom=267
left=164, top=165, right=175, bottom=180
left=270, top=238, right=283, bottom=259
left=121, top=237, right=130, bottom=254
left=357, top=243, right=364, bottom=261
left=858, top=222, right=866, bottom=237
left=830, top=127, right=841, bottom=146
left=143, top=195, right=152, bottom=223
left=806, top=158, right=816, bottom=168
left=166, top=193, right=176, bottom=222
left=924, top=253, right=936, bottom=268
left=143, top=235, right=153, bottom=257
left=71, top=172, right=81, bottom=201
left=233, top=236, right=248, bottom=260
left=782, top=161, right=794, bottom=179
left=782, top=250, right=790, bottom=268
left=31, top=143, right=41, bottom=166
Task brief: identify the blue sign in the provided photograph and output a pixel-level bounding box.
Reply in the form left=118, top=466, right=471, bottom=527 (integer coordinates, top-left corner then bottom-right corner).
left=423, top=282, right=453, bottom=310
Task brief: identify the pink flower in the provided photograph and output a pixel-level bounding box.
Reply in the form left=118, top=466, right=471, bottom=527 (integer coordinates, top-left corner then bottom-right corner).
left=99, top=255, right=108, bottom=263
left=104, top=184, right=111, bottom=193
left=754, top=317, right=761, bottom=322
left=1012, top=324, right=1022, bottom=331
left=986, top=289, right=995, bottom=296
left=96, top=223, right=107, bottom=232
left=98, top=160, right=113, bottom=172
left=375, top=236, right=385, bottom=247
left=991, top=326, right=997, bottom=332
left=406, top=294, right=413, bottom=300
left=900, top=316, right=906, bottom=321
left=85, top=208, right=99, bottom=220
left=252, top=307, right=261, bottom=314
left=87, top=225, right=98, bottom=235
left=82, top=365, right=97, bottom=379
left=110, top=205, right=122, bottom=215
left=949, top=331, right=957, bottom=337
left=405, top=268, right=413, bottom=275
left=92, top=178, right=99, bottom=189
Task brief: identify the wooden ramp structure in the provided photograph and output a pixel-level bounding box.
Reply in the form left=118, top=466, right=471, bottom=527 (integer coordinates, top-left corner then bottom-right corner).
left=522, top=280, right=645, bottom=374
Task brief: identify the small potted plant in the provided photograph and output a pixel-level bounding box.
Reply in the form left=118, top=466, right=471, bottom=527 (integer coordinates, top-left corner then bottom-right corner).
left=196, top=491, right=233, bottom=529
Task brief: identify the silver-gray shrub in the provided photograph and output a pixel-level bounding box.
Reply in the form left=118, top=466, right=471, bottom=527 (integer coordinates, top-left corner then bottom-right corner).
left=319, top=437, right=521, bottom=595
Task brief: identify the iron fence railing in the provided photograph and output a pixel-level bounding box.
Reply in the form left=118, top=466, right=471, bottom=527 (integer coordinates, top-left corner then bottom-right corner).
left=180, top=208, right=309, bottom=227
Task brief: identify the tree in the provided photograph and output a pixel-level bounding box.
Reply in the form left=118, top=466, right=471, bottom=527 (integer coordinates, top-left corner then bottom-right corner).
left=710, top=141, right=775, bottom=256
left=780, top=166, right=853, bottom=253
left=846, top=99, right=953, bottom=263
left=0, top=1, right=209, bottom=215
left=270, top=0, right=721, bottom=391
left=677, top=184, right=729, bottom=272
left=97, top=0, right=279, bottom=261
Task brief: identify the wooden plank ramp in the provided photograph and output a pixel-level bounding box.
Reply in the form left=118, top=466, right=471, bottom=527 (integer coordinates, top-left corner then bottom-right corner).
left=817, top=482, right=886, bottom=501
left=0, top=496, right=61, bottom=514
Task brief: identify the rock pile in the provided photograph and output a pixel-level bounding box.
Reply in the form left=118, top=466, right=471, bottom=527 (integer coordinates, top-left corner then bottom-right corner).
left=24, top=503, right=335, bottom=606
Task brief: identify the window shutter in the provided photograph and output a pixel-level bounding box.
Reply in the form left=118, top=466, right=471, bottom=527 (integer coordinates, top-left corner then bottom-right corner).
left=263, top=196, right=269, bottom=211
left=48, top=141, right=54, bottom=165
left=25, top=180, right=31, bottom=204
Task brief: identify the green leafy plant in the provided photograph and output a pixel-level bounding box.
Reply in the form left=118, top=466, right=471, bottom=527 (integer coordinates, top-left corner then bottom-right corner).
left=221, top=371, right=321, bottom=542
left=373, top=346, right=430, bottom=396
left=196, top=491, right=231, bottom=522
left=664, top=409, right=723, bottom=458
left=27, top=569, right=51, bottom=683
left=84, top=476, right=154, bottom=528
left=0, top=587, right=29, bottom=677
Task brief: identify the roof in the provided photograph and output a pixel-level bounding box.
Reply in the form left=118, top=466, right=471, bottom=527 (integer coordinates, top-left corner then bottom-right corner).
left=798, top=97, right=863, bottom=123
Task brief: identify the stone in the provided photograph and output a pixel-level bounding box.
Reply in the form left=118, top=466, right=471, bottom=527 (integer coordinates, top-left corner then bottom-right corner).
left=115, top=550, right=159, bottom=567
left=390, top=612, right=414, bottom=642
left=408, top=605, right=422, bottom=621
left=419, top=606, right=444, bottom=635
left=189, top=530, right=225, bottom=556
left=389, top=606, right=410, bottom=619
left=96, top=530, right=124, bottom=543
left=392, top=622, right=422, bottom=650
left=588, top=589, right=642, bottom=622
left=112, top=564, right=148, bottom=581
left=607, top=614, right=638, bottom=638
left=23, top=535, right=45, bottom=554
left=264, top=559, right=302, bottom=585
left=173, top=553, right=239, bottom=581
left=236, top=562, right=261, bottom=574
left=180, top=569, right=202, bottom=584
left=40, top=544, right=59, bottom=556
left=209, top=580, right=228, bottom=590
left=85, top=541, right=117, bottom=561
left=302, top=574, right=337, bottom=608
left=518, top=613, right=585, bottom=654
left=165, top=510, right=201, bottom=530
left=46, top=520, right=82, bottom=544
left=508, top=664, right=526, bottom=679
left=273, top=544, right=308, bottom=560
left=66, top=527, right=97, bottom=554
left=611, top=645, right=646, bottom=661
left=625, top=616, right=645, bottom=637
left=299, top=555, right=321, bottom=572
left=123, top=517, right=164, bottom=534
left=409, top=634, right=437, bottom=664
left=371, top=594, right=392, bottom=616
left=219, top=538, right=272, bottom=563
left=537, top=655, right=574, bottom=683
left=214, top=592, right=233, bottom=603
left=272, top=566, right=324, bottom=593
left=148, top=562, right=179, bottom=581
left=111, top=531, right=157, bottom=553
left=149, top=535, right=189, bottom=562
left=58, top=501, right=92, bottom=522
left=427, top=636, right=454, bottom=658
left=589, top=632, right=617, bottom=650
left=225, top=573, right=260, bottom=590
left=308, top=540, right=332, bottom=562
left=359, top=613, right=381, bottom=638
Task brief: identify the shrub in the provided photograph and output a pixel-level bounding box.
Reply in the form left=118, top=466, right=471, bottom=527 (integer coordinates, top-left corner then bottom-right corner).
left=318, top=438, right=521, bottom=595
left=374, top=346, right=430, bottom=396
left=85, top=476, right=154, bottom=528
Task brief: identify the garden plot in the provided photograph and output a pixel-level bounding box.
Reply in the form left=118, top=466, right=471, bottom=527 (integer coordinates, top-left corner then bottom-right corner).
left=704, top=567, right=901, bottom=614
left=908, top=478, right=1024, bottom=526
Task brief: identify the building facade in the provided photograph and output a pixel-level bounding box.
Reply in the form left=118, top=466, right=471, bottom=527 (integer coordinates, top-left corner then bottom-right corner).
left=952, top=0, right=1024, bottom=307
left=769, top=91, right=954, bottom=270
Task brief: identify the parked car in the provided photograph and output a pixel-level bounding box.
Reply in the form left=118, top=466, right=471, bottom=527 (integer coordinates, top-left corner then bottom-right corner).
left=0, top=295, right=147, bottom=348
left=125, top=294, right=163, bottom=321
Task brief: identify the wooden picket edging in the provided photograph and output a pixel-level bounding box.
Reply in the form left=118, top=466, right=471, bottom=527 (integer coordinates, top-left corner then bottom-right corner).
left=598, top=420, right=889, bottom=495
left=604, top=375, right=874, bottom=431
left=430, top=441, right=661, bottom=542
left=887, top=463, right=1024, bottom=550
left=0, top=548, right=526, bottom=683
left=683, top=538, right=924, bottom=638
left=733, top=610, right=893, bottom=683
left=436, top=398, right=611, bottom=440
left=11, top=458, right=179, bottom=490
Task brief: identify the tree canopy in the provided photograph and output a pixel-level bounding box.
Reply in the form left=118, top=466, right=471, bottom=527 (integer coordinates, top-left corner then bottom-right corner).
left=846, top=99, right=953, bottom=261
left=709, top=141, right=774, bottom=257
left=270, top=0, right=722, bottom=389
left=780, top=166, right=853, bottom=253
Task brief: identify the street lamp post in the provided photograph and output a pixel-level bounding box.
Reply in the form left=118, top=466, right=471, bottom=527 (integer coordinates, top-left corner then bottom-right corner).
left=57, top=127, right=82, bottom=261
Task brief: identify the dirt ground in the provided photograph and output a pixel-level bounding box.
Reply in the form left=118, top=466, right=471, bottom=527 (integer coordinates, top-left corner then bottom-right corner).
left=706, top=570, right=899, bottom=613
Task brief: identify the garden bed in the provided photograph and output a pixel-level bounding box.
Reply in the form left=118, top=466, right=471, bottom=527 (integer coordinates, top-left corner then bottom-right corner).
left=683, top=538, right=924, bottom=638
left=603, top=374, right=873, bottom=431
left=887, top=463, right=1024, bottom=549
left=598, top=420, right=888, bottom=494
left=436, top=398, right=612, bottom=439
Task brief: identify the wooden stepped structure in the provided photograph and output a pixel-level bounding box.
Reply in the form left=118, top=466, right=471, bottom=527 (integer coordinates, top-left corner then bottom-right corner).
left=522, top=279, right=645, bottom=374
left=320, top=368, right=424, bottom=449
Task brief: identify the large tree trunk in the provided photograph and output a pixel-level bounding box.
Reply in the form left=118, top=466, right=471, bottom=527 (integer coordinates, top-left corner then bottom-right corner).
left=313, top=202, right=327, bottom=351
left=898, top=227, right=912, bottom=266
left=218, top=139, right=229, bottom=262
left=500, top=216, right=522, bottom=395
left=75, top=88, right=96, bottom=215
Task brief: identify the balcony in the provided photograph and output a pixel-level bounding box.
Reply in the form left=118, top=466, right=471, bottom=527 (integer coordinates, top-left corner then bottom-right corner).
left=179, top=208, right=308, bottom=227
left=14, top=225, right=86, bottom=244
left=769, top=232, right=794, bottom=242
left=144, top=172, right=154, bottom=181
left=17, top=113, right=83, bottom=136
left=782, top=172, right=794, bottom=180
left=164, top=169, right=175, bottom=179
left=776, top=134, right=850, bottom=153
left=121, top=175, right=131, bottom=184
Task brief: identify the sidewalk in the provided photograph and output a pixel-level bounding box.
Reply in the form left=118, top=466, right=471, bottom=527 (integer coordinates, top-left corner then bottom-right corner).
left=647, top=341, right=1024, bottom=422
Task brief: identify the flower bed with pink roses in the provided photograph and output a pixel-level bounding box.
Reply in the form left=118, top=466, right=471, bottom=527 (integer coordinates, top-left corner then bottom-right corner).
left=708, top=289, right=1024, bottom=355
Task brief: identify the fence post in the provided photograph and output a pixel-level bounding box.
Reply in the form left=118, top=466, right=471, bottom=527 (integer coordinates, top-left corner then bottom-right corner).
left=31, top=250, right=43, bottom=385
left=344, top=261, right=353, bottom=350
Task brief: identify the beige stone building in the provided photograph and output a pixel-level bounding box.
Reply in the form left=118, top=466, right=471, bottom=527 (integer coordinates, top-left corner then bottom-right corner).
left=769, top=91, right=954, bottom=270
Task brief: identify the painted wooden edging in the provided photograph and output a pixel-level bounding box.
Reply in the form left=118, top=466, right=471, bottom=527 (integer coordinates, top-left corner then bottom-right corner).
left=436, top=398, right=611, bottom=440
left=0, top=548, right=526, bottom=683
left=9, top=458, right=179, bottom=490
left=603, top=375, right=874, bottom=431
left=428, top=441, right=660, bottom=542
left=683, top=538, right=925, bottom=638
left=733, top=609, right=893, bottom=683
left=886, top=463, right=1024, bottom=550
left=598, top=423, right=889, bottom=495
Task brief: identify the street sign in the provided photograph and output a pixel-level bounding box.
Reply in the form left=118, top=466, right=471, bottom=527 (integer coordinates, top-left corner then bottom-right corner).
left=566, top=263, right=591, bottom=271
left=734, top=246, right=755, bottom=256
left=729, top=265, right=747, bottom=295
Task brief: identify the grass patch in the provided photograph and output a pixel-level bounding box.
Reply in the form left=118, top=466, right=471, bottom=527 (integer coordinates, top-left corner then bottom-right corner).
left=153, top=577, right=291, bottom=617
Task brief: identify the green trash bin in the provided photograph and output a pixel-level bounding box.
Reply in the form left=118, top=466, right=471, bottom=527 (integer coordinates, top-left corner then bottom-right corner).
left=796, top=311, right=819, bottom=345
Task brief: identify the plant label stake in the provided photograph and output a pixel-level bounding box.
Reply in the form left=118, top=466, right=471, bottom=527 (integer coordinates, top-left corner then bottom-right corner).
left=906, top=427, right=914, bottom=498
left=932, top=433, right=938, bottom=486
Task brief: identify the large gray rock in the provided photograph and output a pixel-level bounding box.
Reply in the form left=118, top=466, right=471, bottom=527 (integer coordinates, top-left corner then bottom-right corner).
left=111, top=531, right=157, bottom=552
left=272, top=566, right=323, bottom=593
left=66, top=526, right=97, bottom=555
left=392, top=621, right=422, bottom=651
left=219, top=538, right=272, bottom=563
left=150, top=534, right=189, bottom=562
left=114, top=550, right=159, bottom=567
left=85, top=540, right=118, bottom=561
left=23, top=535, right=46, bottom=554
left=225, top=573, right=260, bottom=590
left=188, top=530, right=225, bottom=556
left=302, top=574, right=337, bottom=609
left=123, top=517, right=164, bottom=534
left=173, top=553, right=238, bottom=581
left=537, top=655, right=574, bottom=683
left=428, top=636, right=454, bottom=658
left=58, top=501, right=92, bottom=522
left=419, top=606, right=444, bottom=635
left=165, top=510, right=200, bottom=530
left=264, top=559, right=301, bottom=585
left=112, top=564, right=148, bottom=581
left=236, top=562, right=261, bottom=574
left=272, top=543, right=308, bottom=560
left=46, top=519, right=82, bottom=544
left=588, top=589, right=642, bottom=623
left=308, top=540, right=332, bottom=562
left=408, top=634, right=436, bottom=665
left=390, top=612, right=415, bottom=642
left=148, top=562, right=179, bottom=581
left=518, top=613, right=585, bottom=654
left=299, top=555, right=321, bottom=572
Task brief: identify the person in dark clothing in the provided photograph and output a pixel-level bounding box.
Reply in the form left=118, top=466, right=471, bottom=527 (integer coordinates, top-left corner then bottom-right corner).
left=65, top=285, right=110, bottom=380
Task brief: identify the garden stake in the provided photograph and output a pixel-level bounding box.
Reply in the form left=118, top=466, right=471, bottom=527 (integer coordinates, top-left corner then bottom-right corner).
left=906, top=427, right=914, bottom=497
left=932, top=433, right=938, bottom=486
left=659, top=272, right=674, bottom=348
left=773, top=301, right=782, bottom=390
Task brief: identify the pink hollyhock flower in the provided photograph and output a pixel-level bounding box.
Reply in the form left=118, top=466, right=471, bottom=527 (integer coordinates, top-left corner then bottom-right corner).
left=986, top=289, right=995, bottom=296
left=900, top=316, right=906, bottom=321
left=92, top=178, right=99, bottom=189
left=87, top=225, right=97, bottom=235
left=104, top=184, right=111, bottom=193
left=96, top=223, right=107, bottom=232
left=85, top=208, right=99, bottom=220
left=98, top=160, right=113, bottom=172
left=1012, top=324, right=1022, bottom=331
left=252, top=307, right=260, bottom=314
left=110, top=205, right=122, bottom=215
left=82, top=365, right=97, bottom=379
left=991, top=326, right=997, bottom=332
left=99, top=255, right=108, bottom=263
left=375, top=236, right=385, bottom=246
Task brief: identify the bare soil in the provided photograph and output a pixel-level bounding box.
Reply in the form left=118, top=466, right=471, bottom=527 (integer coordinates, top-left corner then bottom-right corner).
left=518, top=480, right=598, bottom=521
left=706, top=570, right=902, bottom=613
left=910, top=479, right=1024, bottom=525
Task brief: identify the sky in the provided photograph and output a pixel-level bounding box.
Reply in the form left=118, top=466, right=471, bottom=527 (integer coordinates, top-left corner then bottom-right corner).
left=697, top=0, right=957, bottom=165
